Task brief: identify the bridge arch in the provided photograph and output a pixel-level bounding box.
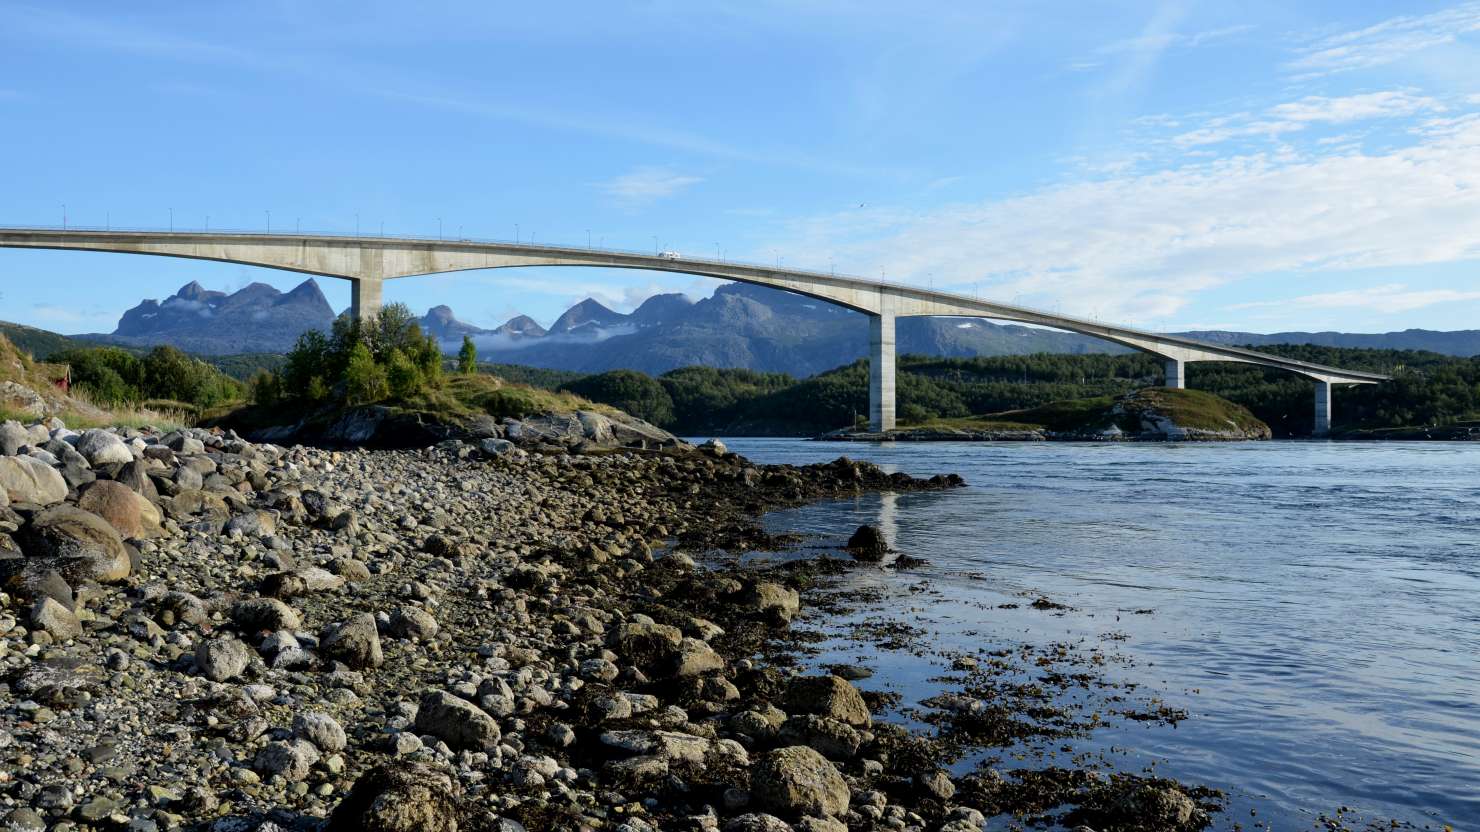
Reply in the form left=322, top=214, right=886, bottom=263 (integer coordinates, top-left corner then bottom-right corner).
left=0, top=229, right=1386, bottom=435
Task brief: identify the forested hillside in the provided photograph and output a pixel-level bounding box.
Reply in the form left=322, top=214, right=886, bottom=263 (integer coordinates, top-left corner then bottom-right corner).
left=516, top=346, right=1479, bottom=437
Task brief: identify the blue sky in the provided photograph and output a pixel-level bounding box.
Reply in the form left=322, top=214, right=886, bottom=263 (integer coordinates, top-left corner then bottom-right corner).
left=1, top=1, right=1479, bottom=336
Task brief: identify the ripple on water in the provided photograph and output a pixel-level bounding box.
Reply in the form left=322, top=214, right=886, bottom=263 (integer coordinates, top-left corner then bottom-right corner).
left=717, top=438, right=1480, bottom=830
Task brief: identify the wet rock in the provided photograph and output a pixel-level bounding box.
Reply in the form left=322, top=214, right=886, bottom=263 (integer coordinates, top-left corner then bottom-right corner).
left=740, top=581, right=800, bottom=624
left=782, top=675, right=872, bottom=728
left=0, top=455, right=67, bottom=505
left=845, top=524, right=888, bottom=561
left=608, top=620, right=683, bottom=670
left=415, top=690, right=501, bottom=750
left=327, top=763, right=461, bottom=832
left=321, top=613, right=383, bottom=669
left=673, top=636, right=725, bottom=677
left=750, top=745, right=849, bottom=818
left=916, top=768, right=956, bottom=800
left=777, top=715, right=861, bottom=759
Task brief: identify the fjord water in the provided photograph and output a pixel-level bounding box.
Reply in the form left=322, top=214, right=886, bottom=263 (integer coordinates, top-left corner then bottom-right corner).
left=720, top=439, right=1480, bottom=829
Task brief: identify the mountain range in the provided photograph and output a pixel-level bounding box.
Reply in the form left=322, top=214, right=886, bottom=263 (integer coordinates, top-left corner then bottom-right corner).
left=75, top=278, right=1480, bottom=374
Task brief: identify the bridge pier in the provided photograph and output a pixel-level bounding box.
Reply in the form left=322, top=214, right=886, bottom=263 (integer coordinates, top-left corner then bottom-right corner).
left=1164, top=358, right=1185, bottom=389
left=869, top=308, right=896, bottom=432
left=350, top=278, right=383, bottom=323
left=1314, top=380, right=1332, bottom=437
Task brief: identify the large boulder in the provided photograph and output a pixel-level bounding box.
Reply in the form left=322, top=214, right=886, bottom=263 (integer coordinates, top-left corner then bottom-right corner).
left=415, top=690, right=501, bottom=751
left=326, top=763, right=460, bottom=832
left=75, top=429, right=133, bottom=466
left=0, top=420, right=27, bottom=455
left=845, top=524, right=888, bottom=561
left=77, top=480, right=163, bottom=539
left=751, top=745, right=850, bottom=818
left=0, top=456, right=67, bottom=505
left=19, top=505, right=132, bottom=582
left=783, top=675, right=871, bottom=728
left=320, top=613, right=383, bottom=669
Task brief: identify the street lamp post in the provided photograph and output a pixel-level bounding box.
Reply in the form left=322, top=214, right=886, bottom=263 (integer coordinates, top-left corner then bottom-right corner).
left=62, top=204, right=67, bottom=230
left=438, top=217, right=442, bottom=240
left=169, top=207, right=173, bottom=232
left=587, top=230, right=592, bottom=249
left=653, top=236, right=659, bottom=254
left=266, top=210, right=271, bottom=233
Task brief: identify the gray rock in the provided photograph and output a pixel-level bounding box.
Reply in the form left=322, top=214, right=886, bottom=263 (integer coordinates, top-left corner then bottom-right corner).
left=741, top=581, right=800, bottom=623
left=0, top=420, right=27, bottom=455
left=195, top=636, right=253, bottom=682
left=292, top=712, right=347, bottom=753
left=253, top=738, right=319, bottom=781
left=30, top=595, right=81, bottom=639
left=388, top=606, right=439, bottom=640
left=0, top=455, right=67, bottom=505
left=783, top=675, right=872, bottom=728
left=76, top=429, right=134, bottom=466
left=320, top=613, right=383, bottom=669
left=414, top=690, right=501, bottom=750
left=751, top=745, right=850, bottom=818
left=232, top=597, right=301, bottom=633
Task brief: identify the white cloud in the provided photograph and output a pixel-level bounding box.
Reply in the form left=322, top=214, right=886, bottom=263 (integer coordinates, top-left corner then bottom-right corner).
left=1171, top=91, right=1445, bottom=146
left=596, top=166, right=703, bottom=207
left=769, top=115, right=1480, bottom=325
left=1268, top=91, right=1444, bottom=122
left=29, top=303, right=118, bottom=331
left=1288, top=3, right=1480, bottom=77
left=1230, top=284, right=1480, bottom=313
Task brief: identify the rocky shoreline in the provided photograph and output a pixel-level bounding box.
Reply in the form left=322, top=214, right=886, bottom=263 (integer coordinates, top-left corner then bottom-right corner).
left=0, top=417, right=1218, bottom=832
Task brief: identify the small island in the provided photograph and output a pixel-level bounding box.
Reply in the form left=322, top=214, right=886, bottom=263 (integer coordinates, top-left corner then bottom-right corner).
left=825, top=388, right=1272, bottom=442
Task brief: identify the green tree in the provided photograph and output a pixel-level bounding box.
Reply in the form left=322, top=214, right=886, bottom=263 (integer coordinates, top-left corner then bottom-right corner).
left=385, top=348, right=422, bottom=399
left=343, top=341, right=388, bottom=405
left=458, top=336, right=478, bottom=374
left=560, top=370, right=675, bottom=426
left=248, top=369, right=280, bottom=406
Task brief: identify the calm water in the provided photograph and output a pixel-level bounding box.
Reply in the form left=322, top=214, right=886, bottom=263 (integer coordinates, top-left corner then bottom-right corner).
left=717, top=439, right=1480, bottom=830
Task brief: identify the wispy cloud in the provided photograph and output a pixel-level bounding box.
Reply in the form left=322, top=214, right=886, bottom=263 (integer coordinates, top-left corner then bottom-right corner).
left=597, top=166, right=703, bottom=208
left=1288, top=2, right=1480, bottom=77
left=769, top=113, right=1480, bottom=324
left=1068, top=21, right=1253, bottom=72
left=1171, top=90, right=1445, bottom=146
left=1230, top=284, right=1480, bottom=313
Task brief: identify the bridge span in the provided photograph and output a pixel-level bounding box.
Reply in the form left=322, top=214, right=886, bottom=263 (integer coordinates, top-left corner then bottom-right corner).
left=0, top=228, right=1388, bottom=435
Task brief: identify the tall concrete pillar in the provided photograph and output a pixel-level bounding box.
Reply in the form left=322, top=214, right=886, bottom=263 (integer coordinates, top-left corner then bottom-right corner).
left=349, top=278, right=383, bottom=322
left=868, top=307, right=896, bottom=432
left=1314, top=379, right=1332, bottom=437
left=1164, top=357, right=1185, bottom=389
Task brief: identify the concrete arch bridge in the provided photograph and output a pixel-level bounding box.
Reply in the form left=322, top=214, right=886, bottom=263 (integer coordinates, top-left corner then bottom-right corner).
left=0, top=229, right=1387, bottom=434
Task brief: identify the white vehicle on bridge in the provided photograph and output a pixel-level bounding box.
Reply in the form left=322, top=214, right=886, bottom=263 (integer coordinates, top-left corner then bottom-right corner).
left=658, top=250, right=681, bottom=260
